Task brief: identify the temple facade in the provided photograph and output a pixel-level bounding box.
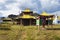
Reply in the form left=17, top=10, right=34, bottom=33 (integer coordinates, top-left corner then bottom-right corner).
left=16, top=9, right=36, bottom=26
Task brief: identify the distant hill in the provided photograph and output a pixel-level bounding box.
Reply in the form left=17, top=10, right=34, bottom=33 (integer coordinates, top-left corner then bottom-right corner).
left=32, top=13, right=40, bottom=16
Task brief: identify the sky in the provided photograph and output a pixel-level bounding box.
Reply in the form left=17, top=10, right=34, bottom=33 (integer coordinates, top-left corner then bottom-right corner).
left=0, top=0, right=60, bottom=17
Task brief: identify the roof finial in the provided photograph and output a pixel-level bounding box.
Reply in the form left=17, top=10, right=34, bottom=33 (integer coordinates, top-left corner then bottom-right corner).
left=24, top=8, right=31, bottom=12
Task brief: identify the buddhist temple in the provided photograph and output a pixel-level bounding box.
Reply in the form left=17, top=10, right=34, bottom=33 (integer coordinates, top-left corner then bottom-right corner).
left=40, top=11, right=54, bottom=25
left=2, top=9, right=55, bottom=26
left=16, top=8, right=36, bottom=26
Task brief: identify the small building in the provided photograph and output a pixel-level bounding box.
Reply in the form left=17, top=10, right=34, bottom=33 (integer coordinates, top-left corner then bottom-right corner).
left=2, top=18, right=13, bottom=24
left=40, top=12, right=54, bottom=25
left=16, top=9, right=36, bottom=26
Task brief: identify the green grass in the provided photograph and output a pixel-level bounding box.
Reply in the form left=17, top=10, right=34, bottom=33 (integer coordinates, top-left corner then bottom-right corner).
left=0, top=24, right=60, bottom=40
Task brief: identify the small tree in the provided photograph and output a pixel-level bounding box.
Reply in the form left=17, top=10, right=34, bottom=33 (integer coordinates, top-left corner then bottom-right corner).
left=8, top=14, right=17, bottom=24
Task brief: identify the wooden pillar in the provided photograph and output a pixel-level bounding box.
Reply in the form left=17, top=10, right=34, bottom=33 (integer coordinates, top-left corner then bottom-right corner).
left=21, top=19, right=22, bottom=25
left=51, top=17, right=53, bottom=28
left=47, top=18, right=49, bottom=27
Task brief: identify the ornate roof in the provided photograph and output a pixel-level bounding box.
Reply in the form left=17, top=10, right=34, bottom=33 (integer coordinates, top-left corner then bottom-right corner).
left=40, top=11, right=53, bottom=16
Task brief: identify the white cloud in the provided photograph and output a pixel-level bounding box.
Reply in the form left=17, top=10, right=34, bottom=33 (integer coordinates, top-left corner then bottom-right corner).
left=0, top=0, right=28, bottom=17
left=51, top=0, right=60, bottom=5
left=50, top=11, right=60, bottom=16
left=0, top=0, right=6, bottom=3
left=40, top=0, right=60, bottom=9
left=0, top=9, right=20, bottom=17
left=0, top=0, right=60, bottom=17
left=17, top=0, right=41, bottom=12
left=0, top=13, right=3, bottom=17
left=40, top=0, right=50, bottom=8
left=0, top=0, right=41, bottom=17
left=0, top=0, right=20, bottom=17
left=5, top=3, right=18, bottom=9
left=0, top=3, right=20, bottom=17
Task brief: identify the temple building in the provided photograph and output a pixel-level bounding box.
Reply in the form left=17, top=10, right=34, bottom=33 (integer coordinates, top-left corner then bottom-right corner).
left=2, top=9, right=55, bottom=26
left=39, top=12, right=54, bottom=25
left=16, top=9, right=36, bottom=26
left=2, top=18, right=13, bottom=24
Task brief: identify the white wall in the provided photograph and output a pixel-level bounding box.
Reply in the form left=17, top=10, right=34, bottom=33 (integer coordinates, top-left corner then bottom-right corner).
left=53, top=16, right=58, bottom=24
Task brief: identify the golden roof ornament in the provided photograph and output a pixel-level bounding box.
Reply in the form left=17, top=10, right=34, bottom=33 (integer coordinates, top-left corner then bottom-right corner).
left=24, top=8, right=31, bottom=12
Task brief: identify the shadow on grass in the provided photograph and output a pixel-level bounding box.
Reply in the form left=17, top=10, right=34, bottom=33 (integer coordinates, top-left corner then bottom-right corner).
left=0, top=28, right=10, bottom=30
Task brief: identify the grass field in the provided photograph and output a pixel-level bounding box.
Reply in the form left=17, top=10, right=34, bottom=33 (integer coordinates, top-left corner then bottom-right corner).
left=0, top=24, right=60, bottom=40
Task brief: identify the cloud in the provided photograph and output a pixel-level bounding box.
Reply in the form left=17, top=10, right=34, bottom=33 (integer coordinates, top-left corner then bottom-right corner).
left=0, top=0, right=42, bottom=17
left=0, top=0, right=60, bottom=17
left=18, top=0, right=42, bottom=13
left=0, top=9, right=20, bottom=17
left=0, top=0, right=20, bottom=17
left=0, top=12, right=3, bottom=17
left=40, top=0, right=60, bottom=13
left=5, top=0, right=16, bottom=4
left=0, top=3, right=20, bottom=17
left=0, top=4, right=9, bottom=10
left=50, top=11, right=60, bottom=16
left=0, top=0, right=6, bottom=3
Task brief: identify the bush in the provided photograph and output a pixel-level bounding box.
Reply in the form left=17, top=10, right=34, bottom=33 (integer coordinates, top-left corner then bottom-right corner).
left=53, top=35, right=60, bottom=40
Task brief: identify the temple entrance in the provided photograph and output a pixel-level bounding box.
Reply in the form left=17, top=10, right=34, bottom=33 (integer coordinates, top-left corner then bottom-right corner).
left=22, top=19, right=30, bottom=26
